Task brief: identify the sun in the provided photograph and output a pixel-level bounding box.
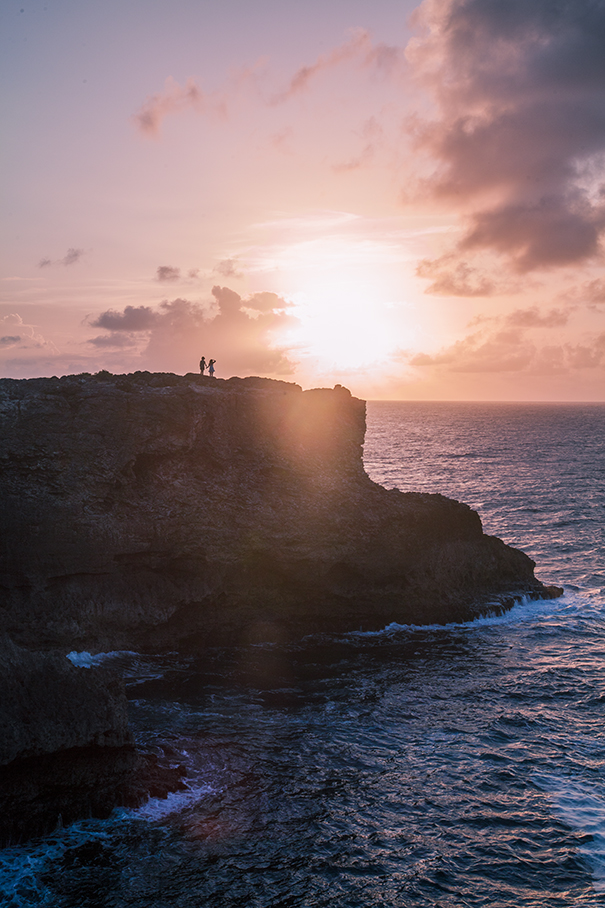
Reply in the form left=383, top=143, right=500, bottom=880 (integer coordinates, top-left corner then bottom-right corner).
left=262, top=234, right=412, bottom=372
left=285, top=279, right=399, bottom=370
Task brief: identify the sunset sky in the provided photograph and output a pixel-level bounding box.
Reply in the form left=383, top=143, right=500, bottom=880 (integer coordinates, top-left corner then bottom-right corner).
left=2, top=0, right=605, bottom=399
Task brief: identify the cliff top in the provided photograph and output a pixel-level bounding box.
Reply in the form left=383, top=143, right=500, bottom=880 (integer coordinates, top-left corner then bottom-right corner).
left=0, top=371, right=352, bottom=400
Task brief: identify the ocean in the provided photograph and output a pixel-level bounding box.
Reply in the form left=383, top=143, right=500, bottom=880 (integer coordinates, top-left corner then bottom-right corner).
left=1, top=401, right=604, bottom=907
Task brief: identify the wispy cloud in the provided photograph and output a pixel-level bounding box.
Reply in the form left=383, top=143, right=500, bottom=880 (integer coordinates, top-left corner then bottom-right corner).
left=37, top=248, right=85, bottom=268
left=332, top=117, right=384, bottom=173
left=133, top=29, right=405, bottom=138
left=416, top=255, right=496, bottom=296
left=214, top=259, right=243, bottom=279
left=269, top=28, right=400, bottom=104
left=133, top=76, right=208, bottom=137
left=410, top=304, right=599, bottom=375
left=62, top=248, right=85, bottom=266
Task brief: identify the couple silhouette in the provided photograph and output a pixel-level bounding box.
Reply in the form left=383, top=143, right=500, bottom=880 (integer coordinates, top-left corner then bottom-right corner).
left=199, top=357, right=216, bottom=377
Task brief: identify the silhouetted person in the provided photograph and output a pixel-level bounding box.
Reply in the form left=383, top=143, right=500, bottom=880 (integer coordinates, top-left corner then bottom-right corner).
left=199, top=356, right=206, bottom=375
left=208, top=359, right=216, bottom=377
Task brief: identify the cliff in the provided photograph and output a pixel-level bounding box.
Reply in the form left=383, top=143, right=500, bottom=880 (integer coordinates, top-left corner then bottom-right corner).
left=0, top=370, right=559, bottom=842
left=0, top=371, right=552, bottom=654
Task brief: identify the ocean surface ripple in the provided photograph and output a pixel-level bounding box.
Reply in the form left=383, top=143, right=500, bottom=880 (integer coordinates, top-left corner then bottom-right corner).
left=2, top=401, right=604, bottom=907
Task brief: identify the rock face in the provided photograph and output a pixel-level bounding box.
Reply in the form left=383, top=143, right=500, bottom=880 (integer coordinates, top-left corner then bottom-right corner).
left=0, top=371, right=552, bottom=654
left=0, top=638, right=132, bottom=767
left=0, top=637, right=187, bottom=844
left=0, top=636, right=134, bottom=843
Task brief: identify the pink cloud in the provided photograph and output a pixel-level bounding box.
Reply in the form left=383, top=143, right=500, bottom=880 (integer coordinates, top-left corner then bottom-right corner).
left=156, top=265, right=181, bottom=282
left=133, top=29, right=405, bottom=140
left=133, top=76, right=208, bottom=137
left=409, top=303, right=601, bottom=375
left=88, top=288, right=297, bottom=377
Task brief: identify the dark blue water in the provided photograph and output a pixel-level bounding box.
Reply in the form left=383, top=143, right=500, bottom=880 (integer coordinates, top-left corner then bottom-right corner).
left=2, top=402, right=604, bottom=907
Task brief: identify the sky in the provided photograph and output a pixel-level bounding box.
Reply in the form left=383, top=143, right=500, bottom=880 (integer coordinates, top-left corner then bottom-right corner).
left=2, top=0, right=605, bottom=400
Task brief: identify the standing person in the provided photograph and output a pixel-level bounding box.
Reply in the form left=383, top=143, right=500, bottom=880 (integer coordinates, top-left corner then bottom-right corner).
left=208, top=359, right=216, bottom=377
left=199, top=356, right=206, bottom=375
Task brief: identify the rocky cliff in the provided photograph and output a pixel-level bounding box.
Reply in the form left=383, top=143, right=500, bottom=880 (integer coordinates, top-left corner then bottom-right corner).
left=0, top=370, right=560, bottom=842
left=0, top=371, right=553, bottom=655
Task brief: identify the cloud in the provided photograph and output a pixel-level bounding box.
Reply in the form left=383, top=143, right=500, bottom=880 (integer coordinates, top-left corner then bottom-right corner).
left=214, top=259, right=243, bottom=279
left=156, top=265, right=181, bottom=282
left=269, top=128, right=293, bottom=154
left=506, top=306, right=570, bottom=328
left=133, top=30, right=405, bottom=138
left=271, top=29, right=405, bottom=105
left=62, top=248, right=84, bottom=266
left=583, top=279, right=605, bottom=303
left=88, top=333, right=140, bottom=348
left=410, top=304, right=594, bottom=374
left=566, top=333, right=605, bottom=367
left=0, top=313, right=58, bottom=355
left=416, top=255, right=495, bottom=296
left=407, top=0, right=605, bottom=272
left=89, top=288, right=297, bottom=376
left=271, top=29, right=374, bottom=103
left=90, top=305, right=159, bottom=332
left=133, top=76, right=207, bottom=136
left=332, top=117, right=384, bottom=173
left=411, top=328, right=536, bottom=372
left=37, top=248, right=85, bottom=268
left=244, top=291, right=291, bottom=313
left=573, top=277, right=605, bottom=309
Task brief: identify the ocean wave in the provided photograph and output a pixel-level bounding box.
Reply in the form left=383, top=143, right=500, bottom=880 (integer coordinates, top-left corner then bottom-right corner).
left=131, top=781, right=217, bottom=822
left=536, top=772, right=605, bottom=893
left=345, top=594, right=562, bottom=639
left=66, top=649, right=139, bottom=668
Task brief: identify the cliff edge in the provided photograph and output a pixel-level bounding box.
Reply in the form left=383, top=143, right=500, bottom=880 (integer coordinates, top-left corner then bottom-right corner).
left=0, top=371, right=552, bottom=654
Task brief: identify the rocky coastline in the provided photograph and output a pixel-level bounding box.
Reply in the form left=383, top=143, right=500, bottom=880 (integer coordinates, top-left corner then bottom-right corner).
left=0, top=371, right=559, bottom=842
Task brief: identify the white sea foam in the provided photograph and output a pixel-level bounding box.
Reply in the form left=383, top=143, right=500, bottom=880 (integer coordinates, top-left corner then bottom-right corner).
left=346, top=592, right=566, bottom=639
left=66, top=650, right=110, bottom=668
left=65, top=651, right=170, bottom=686
left=537, top=773, right=605, bottom=892
left=132, top=782, right=217, bottom=821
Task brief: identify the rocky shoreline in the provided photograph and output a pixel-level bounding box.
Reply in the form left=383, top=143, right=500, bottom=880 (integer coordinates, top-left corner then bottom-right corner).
left=0, top=371, right=560, bottom=842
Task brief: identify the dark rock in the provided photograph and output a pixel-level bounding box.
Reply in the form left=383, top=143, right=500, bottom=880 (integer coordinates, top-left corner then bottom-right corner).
left=543, top=585, right=565, bottom=598
left=0, top=636, right=132, bottom=765
left=0, top=371, right=551, bottom=652
left=0, top=744, right=137, bottom=845
left=0, top=636, right=131, bottom=844
left=0, top=637, right=187, bottom=844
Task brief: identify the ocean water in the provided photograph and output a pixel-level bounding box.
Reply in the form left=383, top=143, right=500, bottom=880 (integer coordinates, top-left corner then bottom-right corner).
left=2, top=401, right=605, bottom=907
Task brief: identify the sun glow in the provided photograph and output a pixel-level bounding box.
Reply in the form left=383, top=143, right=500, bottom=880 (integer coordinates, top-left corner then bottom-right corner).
left=255, top=232, right=416, bottom=373
left=284, top=279, right=402, bottom=370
